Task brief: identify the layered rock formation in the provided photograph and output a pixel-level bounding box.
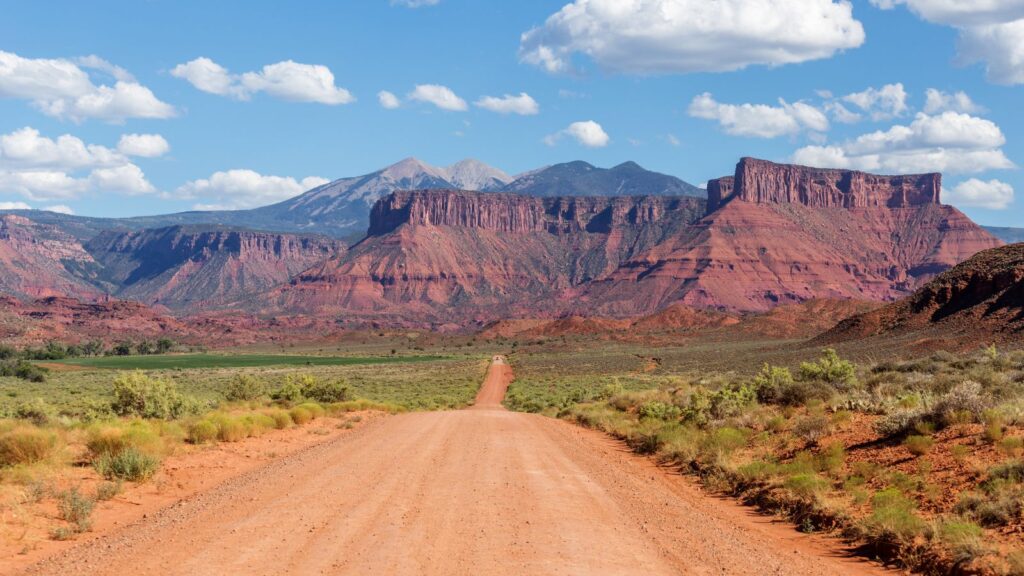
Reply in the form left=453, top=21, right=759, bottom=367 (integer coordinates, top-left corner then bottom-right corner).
left=583, top=158, right=1001, bottom=314
left=263, top=190, right=706, bottom=325
left=0, top=215, right=105, bottom=300
left=817, top=243, right=1024, bottom=347
left=263, top=156, right=999, bottom=326
left=707, top=158, right=942, bottom=211
left=88, top=226, right=344, bottom=310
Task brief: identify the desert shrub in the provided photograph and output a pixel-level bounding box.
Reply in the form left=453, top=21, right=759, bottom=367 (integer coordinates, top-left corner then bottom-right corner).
left=793, top=413, right=832, bottom=444
left=0, top=344, right=15, bottom=359
left=56, top=487, right=94, bottom=533
left=955, top=488, right=1023, bottom=527
left=903, top=435, right=934, bottom=457
left=817, top=442, right=846, bottom=474
left=737, top=460, right=778, bottom=482
left=95, top=480, right=122, bottom=501
left=982, top=410, right=1006, bottom=443
left=289, top=406, right=313, bottom=425
left=709, top=383, right=757, bottom=419
left=13, top=398, right=55, bottom=425
left=700, top=427, right=747, bottom=459
left=241, top=413, right=276, bottom=437
left=872, top=410, right=925, bottom=439
left=937, top=519, right=985, bottom=563
left=638, top=400, right=682, bottom=421
left=0, top=359, right=48, bottom=382
left=263, top=409, right=293, bottom=429
left=996, top=436, right=1024, bottom=459
left=327, top=400, right=404, bottom=414
left=777, top=380, right=835, bottom=407
left=206, top=415, right=245, bottom=442
left=86, top=422, right=163, bottom=458
left=753, top=364, right=794, bottom=404
left=111, top=371, right=196, bottom=419
left=799, top=348, right=856, bottom=390
left=659, top=425, right=704, bottom=463
left=0, top=427, right=58, bottom=466
left=224, top=375, right=265, bottom=402
left=865, top=488, right=929, bottom=541
left=932, top=381, right=989, bottom=423
left=784, top=473, right=829, bottom=499
left=301, top=379, right=350, bottom=403
left=94, top=447, right=160, bottom=481
left=187, top=419, right=219, bottom=444
left=297, top=402, right=325, bottom=418
left=272, top=381, right=305, bottom=404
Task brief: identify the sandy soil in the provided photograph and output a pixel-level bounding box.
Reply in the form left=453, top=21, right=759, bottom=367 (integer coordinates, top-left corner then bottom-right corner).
left=20, top=358, right=896, bottom=575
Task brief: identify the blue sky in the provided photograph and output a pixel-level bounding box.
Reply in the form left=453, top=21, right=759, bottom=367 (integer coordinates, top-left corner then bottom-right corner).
left=0, top=0, right=1021, bottom=226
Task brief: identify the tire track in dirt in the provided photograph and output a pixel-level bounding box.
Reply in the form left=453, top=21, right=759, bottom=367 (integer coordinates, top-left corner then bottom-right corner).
left=22, top=357, right=895, bottom=576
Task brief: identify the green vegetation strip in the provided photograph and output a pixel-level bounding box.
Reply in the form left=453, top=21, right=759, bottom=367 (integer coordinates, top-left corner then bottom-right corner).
left=47, top=354, right=447, bottom=370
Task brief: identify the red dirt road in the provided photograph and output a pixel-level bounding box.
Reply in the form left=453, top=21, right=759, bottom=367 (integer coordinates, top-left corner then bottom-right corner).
left=24, top=358, right=893, bottom=576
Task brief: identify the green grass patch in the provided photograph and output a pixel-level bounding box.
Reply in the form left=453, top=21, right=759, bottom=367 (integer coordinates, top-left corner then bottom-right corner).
left=47, top=353, right=447, bottom=370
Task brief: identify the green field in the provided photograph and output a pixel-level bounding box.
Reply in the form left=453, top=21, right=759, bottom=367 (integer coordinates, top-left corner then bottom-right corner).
left=47, top=354, right=446, bottom=370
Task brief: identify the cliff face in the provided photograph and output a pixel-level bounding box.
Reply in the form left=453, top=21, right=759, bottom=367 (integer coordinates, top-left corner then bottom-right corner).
left=368, top=189, right=704, bottom=236
left=88, top=226, right=344, bottom=310
left=263, top=157, right=1002, bottom=325
left=707, top=157, right=942, bottom=212
left=0, top=215, right=105, bottom=300
left=264, top=190, right=707, bottom=325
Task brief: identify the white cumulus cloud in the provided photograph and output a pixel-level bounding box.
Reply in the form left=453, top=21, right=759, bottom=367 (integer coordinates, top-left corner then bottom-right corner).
left=792, top=111, right=1014, bottom=174
left=378, top=90, right=401, bottom=109
left=688, top=93, right=828, bottom=138
left=117, top=134, right=170, bottom=158
left=871, top=0, right=1024, bottom=84
left=945, top=178, right=1014, bottom=209
left=545, top=120, right=610, bottom=147
left=841, top=83, right=909, bottom=120
left=172, top=57, right=354, bottom=104
left=0, top=50, right=175, bottom=123
left=923, top=88, right=984, bottom=114
left=474, top=92, right=539, bottom=115
left=520, top=0, right=865, bottom=74
left=0, top=201, right=32, bottom=210
left=0, top=127, right=158, bottom=201
left=177, top=170, right=329, bottom=210
left=408, top=84, right=467, bottom=111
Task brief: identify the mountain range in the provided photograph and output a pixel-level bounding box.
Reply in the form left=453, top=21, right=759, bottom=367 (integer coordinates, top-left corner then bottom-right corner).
left=96, top=158, right=702, bottom=239
left=0, top=156, right=1012, bottom=332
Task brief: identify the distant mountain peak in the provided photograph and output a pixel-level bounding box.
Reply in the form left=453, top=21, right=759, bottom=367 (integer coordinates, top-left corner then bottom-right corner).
left=501, top=160, right=704, bottom=199
left=444, top=159, right=512, bottom=192
left=380, top=157, right=448, bottom=181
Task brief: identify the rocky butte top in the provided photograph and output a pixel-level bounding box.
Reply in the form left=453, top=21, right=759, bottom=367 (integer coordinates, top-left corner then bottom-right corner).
left=706, top=157, right=942, bottom=213
left=367, top=189, right=705, bottom=236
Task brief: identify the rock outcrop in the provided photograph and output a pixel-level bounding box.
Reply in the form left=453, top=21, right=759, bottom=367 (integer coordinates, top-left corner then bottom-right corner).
left=87, top=226, right=344, bottom=311
left=367, top=189, right=701, bottom=236
left=816, top=243, right=1024, bottom=347
left=707, top=157, right=941, bottom=212
left=263, top=190, right=707, bottom=326
left=264, top=157, right=999, bottom=326
left=0, top=215, right=106, bottom=300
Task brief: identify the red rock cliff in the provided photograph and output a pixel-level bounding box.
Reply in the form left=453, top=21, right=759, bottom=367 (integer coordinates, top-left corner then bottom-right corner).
left=368, top=189, right=705, bottom=236
left=706, top=157, right=941, bottom=213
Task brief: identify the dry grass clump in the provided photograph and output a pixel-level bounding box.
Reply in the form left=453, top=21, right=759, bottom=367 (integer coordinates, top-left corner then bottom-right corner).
left=0, top=426, right=59, bottom=467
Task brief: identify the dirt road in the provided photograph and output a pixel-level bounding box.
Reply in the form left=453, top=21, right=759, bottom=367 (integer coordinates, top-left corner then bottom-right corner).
left=26, top=358, right=891, bottom=576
